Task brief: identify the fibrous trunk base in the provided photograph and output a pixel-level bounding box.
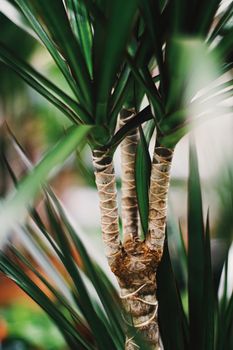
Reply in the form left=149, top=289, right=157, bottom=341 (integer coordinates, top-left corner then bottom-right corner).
left=93, top=144, right=173, bottom=350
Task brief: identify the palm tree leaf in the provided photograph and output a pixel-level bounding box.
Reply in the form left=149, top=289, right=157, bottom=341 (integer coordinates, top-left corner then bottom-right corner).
left=209, top=1, right=233, bottom=41
left=109, top=64, right=132, bottom=127
left=0, top=252, right=92, bottom=349
left=0, top=125, right=92, bottom=245
left=25, top=0, right=92, bottom=109
left=139, top=0, right=165, bottom=94
left=157, top=242, right=188, bottom=350
left=110, top=30, right=154, bottom=128
left=166, top=215, right=187, bottom=289
left=203, top=212, right=215, bottom=349
left=0, top=0, right=38, bottom=40
left=9, top=245, right=88, bottom=329
left=14, top=0, right=80, bottom=99
left=195, top=0, right=222, bottom=36
left=44, top=195, right=117, bottom=350
left=187, top=139, right=205, bottom=350
left=127, top=53, right=164, bottom=121
left=217, top=27, right=233, bottom=60
left=0, top=42, right=92, bottom=124
left=135, top=124, right=152, bottom=236
left=224, top=289, right=233, bottom=349
left=46, top=189, right=125, bottom=349
left=216, top=253, right=228, bottom=350
left=194, top=78, right=233, bottom=104
left=81, top=0, right=104, bottom=20
left=65, top=0, right=93, bottom=76
left=30, top=208, right=64, bottom=261
left=93, top=0, right=138, bottom=124
left=123, top=28, right=154, bottom=111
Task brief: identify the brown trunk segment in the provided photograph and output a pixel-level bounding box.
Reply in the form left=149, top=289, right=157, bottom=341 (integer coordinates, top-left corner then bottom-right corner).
left=147, top=147, right=174, bottom=254
left=93, top=144, right=173, bottom=350
left=92, top=149, right=121, bottom=269
left=120, top=108, right=139, bottom=251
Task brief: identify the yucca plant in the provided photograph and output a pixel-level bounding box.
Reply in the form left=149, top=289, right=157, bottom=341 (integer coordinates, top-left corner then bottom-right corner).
left=0, top=126, right=232, bottom=350
left=0, top=0, right=233, bottom=349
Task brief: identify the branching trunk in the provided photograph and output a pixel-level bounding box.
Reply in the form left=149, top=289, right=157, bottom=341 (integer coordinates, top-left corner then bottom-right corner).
left=93, top=143, right=173, bottom=350
left=122, top=147, right=173, bottom=350
left=120, top=108, right=139, bottom=251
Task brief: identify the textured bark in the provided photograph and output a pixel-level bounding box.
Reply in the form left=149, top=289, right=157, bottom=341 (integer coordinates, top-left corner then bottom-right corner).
left=92, top=149, right=121, bottom=268
left=146, top=146, right=174, bottom=255
left=93, top=145, right=173, bottom=350
left=122, top=146, right=173, bottom=350
left=116, top=246, right=160, bottom=350
left=119, top=108, right=139, bottom=251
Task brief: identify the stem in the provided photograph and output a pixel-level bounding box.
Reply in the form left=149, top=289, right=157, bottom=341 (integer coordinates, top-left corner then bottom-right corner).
left=92, top=149, right=121, bottom=269
left=146, top=146, right=174, bottom=257
left=122, top=272, right=160, bottom=350
left=120, top=108, right=139, bottom=251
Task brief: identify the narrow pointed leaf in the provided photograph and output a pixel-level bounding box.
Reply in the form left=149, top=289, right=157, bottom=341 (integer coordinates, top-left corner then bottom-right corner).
left=25, top=0, right=92, bottom=108
left=224, top=290, right=233, bottom=349
left=135, top=124, right=152, bottom=236
left=188, top=139, right=205, bottom=350
left=203, top=212, right=215, bottom=350
left=93, top=0, right=138, bottom=123
left=0, top=0, right=37, bottom=40
left=65, top=0, right=93, bottom=76
left=0, top=42, right=92, bottom=124
left=209, top=1, right=233, bottom=41
left=217, top=27, right=233, bottom=59
left=139, top=0, right=165, bottom=94
left=157, top=242, right=188, bottom=350
left=9, top=245, right=88, bottom=331
left=46, top=190, right=125, bottom=349
left=196, top=0, right=222, bottom=36
left=0, top=253, right=92, bottom=349
left=0, top=125, right=92, bottom=244
left=127, top=53, right=164, bottom=121
left=44, top=196, right=117, bottom=350
left=14, top=0, right=80, bottom=99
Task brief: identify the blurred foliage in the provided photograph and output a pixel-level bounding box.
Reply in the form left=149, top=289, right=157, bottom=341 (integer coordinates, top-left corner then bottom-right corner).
left=1, top=304, right=65, bottom=350
left=214, top=164, right=233, bottom=244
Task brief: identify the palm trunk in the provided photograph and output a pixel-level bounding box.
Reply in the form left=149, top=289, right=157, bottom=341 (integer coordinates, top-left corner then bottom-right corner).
left=146, top=146, right=174, bottom=255
left=123, top=146, right=173, bottom=350
left=93, top=143, right=173, bottom=350
left=92, top=149, right=121, bottom=269
left=119, top=108, right=139, bottom=252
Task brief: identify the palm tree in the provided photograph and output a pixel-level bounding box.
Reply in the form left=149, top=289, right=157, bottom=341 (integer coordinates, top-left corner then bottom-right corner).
left=0, top=0, right=233, bottom=349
